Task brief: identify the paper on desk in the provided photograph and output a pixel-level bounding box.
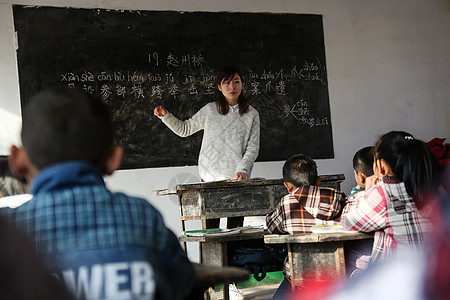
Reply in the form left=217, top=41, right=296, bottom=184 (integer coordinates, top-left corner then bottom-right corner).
left=204, top=229, right=241, bottom=236
left=185, top=228, right=241, bottom=237
left=236, top=225, right=265, bottom=234
left=310, top=224, right=351, bottom=233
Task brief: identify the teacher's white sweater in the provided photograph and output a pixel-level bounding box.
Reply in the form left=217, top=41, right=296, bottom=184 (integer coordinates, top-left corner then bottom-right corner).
left=160, top=102, right=260, bottom=181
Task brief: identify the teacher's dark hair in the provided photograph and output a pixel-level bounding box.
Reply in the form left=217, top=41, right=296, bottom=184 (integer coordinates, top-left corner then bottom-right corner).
left=21, top=88, right=115, bottom=169
left=283, top=154, right=318, bottom=187
left=374, top=131, right=441, bottom=203
left=216, top=66, right=249, bottom=116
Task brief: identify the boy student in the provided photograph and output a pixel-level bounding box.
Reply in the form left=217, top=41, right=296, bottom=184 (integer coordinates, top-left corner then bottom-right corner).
left=350, top=146, right=375, bottom=199
left=1, top=88, right=194, bottom=300
left=266, top=154, right=346, bottom=299
left=345, top=146, right=375, bottom=277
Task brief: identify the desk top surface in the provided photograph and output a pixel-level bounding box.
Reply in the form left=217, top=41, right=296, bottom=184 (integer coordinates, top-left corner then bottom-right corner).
left=155, top=174, right=345, bottom=196
left=264, top=231, right=373, bottom=244
left=180, top=230, right=267, bottom=243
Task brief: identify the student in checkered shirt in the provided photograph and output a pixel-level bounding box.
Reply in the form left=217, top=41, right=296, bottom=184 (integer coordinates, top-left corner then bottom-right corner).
left=266, top=154, right=346, bottom=300
left=341, top=131, right=441, bottom=265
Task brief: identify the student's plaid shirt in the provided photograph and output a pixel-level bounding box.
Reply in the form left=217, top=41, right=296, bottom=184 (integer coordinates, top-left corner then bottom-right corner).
left=266, top=185, right=346, bottom=279
left=341, top=176, right=432, bottom=263
left=266, top=185, right=346, bottom=235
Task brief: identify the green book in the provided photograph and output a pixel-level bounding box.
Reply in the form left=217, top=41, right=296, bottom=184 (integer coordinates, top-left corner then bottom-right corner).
left=183, top=228, right=221, bottom=235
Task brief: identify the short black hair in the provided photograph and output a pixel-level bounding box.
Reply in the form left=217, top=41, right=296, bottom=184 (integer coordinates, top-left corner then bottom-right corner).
left=353, top=146, right=374, bottom=176
left=282, top=154, right=318, bottom=187
left=21, top=88, right=114, bottom=169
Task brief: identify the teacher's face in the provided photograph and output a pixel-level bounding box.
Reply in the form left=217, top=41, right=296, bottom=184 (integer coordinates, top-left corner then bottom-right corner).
left=218, top=73, right=242, bottom=106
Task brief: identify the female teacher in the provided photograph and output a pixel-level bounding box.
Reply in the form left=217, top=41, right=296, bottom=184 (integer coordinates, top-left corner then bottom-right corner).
left=154, top=66, right=260, bottom=183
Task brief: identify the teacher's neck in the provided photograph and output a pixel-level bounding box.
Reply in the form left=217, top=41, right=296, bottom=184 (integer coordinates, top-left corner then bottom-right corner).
left=226, top=100, right=239, bottom=106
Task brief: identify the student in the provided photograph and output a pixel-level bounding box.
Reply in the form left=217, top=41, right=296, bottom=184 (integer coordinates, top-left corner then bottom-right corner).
left=326, top=166, right=450, bottom=300
left=0, top=155, right=32, bottom=208
left=266, top=154, right=346, bottom=299
left=1, top=88, right=194, bottom=300
left=154, top=65, right=260, bottom=230
left=350, top=146, right=374, bottom=198
left=345, top=146, right=375, bottom=277
left=341, top=131, right=441, bottom=264
left=0, top=155, right=28, bottom=197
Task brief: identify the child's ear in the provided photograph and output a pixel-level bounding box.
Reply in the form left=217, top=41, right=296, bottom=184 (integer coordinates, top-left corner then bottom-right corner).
left=376, top=159, right=392, bottom=176
left=9, top=145, right=36, bottom=180
left=315, top=176, right=321, bottom=186
left=283, top=181, right=296, bottom=193
left=103, top=146, right=123, bottom=175
left=358, top=172, right=368, bottom=184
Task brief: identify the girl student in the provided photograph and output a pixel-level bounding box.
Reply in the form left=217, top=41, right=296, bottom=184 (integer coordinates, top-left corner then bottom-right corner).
left=154, top=66, right=260, bottom=229
left=341, top=131, right=441, bottom=263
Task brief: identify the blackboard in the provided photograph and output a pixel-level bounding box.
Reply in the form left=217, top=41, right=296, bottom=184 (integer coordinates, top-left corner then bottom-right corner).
left=13, top=5, right=334, bottom=169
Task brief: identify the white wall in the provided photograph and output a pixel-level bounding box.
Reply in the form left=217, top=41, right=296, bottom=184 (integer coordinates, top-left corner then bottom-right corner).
left=1, top=0, right=449, bottom=253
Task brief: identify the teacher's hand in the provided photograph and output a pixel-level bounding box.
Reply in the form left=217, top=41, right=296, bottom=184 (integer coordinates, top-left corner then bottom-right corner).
left=233, top=172, right=248, bottom=181
left=154, top=106, right=167, bottom=117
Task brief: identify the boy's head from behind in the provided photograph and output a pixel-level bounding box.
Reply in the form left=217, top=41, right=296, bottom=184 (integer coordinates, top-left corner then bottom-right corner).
left=352, top=146, right=374, bottom=188
left=10, top=88, right=123, bottom=180
left=282, top=154, right=319, bottom=193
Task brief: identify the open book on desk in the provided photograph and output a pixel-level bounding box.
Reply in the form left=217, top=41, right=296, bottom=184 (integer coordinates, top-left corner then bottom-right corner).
left=184, top=225, right=265, bottom=237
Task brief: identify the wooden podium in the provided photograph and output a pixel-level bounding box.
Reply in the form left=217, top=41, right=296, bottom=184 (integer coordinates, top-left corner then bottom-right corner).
left=155, top=175, right=345, bottom=231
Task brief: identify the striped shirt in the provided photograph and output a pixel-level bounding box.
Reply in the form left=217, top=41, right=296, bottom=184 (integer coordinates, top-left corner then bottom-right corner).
left=341, top=176, right=432, bottom=263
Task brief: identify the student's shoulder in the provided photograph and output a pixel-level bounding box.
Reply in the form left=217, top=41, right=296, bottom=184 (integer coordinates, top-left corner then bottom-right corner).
left=316, top=186, right=347, bottom=199
left=279, top=192, right=300, bottom=207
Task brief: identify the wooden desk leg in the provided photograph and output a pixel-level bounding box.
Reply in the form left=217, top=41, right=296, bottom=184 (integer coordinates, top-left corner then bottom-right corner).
left=201, top=241, right=231, bottom=300
left=289, top=241, right=346, bottom=288
left=288, top=244, right=295, bottom=292
left=334, top=243, right=346, bottom=277
left=178, top=195, right=187, bottom=251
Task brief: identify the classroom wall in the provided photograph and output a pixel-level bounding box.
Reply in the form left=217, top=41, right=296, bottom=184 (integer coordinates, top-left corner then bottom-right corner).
left=1, top=0, right=449, bottom=248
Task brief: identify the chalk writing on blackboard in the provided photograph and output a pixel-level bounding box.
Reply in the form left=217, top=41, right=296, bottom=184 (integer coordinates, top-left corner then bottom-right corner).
left=59, top=51, right=325, bottom=104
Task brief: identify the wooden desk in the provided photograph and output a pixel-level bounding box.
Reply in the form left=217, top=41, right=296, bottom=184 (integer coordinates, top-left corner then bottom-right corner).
left=179, top=231, right=267, bottom=266
left=264, top=231, right=373, bottom=288
left=189, top=263, right=250, bottom=300
left=156, top=175, right=345, bottom=297
left=155, top=175, right=344, bottom=231
left=181, top=231, right=270, bottom=300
